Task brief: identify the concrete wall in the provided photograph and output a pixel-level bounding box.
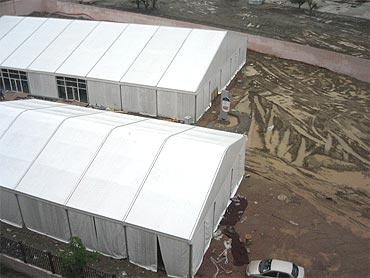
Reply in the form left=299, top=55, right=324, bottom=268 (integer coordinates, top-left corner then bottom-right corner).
left=0, top=0, right=47, bottom=16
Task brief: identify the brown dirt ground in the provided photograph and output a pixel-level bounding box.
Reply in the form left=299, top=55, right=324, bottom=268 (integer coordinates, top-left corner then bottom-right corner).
left=197, top=50, right=370, bottom=277
left=92, top=0, right=370, bottom=59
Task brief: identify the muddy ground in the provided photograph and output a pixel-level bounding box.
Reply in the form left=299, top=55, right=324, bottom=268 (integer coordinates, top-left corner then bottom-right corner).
left=92, top=0, right=370, bottom=59
left=1, top=51, right=369, bottom=277
left=197, top=50, right=370, bottom=277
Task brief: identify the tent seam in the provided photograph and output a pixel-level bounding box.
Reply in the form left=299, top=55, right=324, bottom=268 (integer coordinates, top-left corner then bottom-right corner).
left=25, top=19, right=75, bottom=70
left=63, top=118, right=149, bottom=205
left=118, top=26, right=161, bottom=83
left=0, top=102, right=65, bottom=141
left=1, top=17, right=50, bottom=66
left=122, top=125, right=196, bottom=222
left=54, top=21, right=101, bottom=74
left=85, top=23, right=130, bottom=78
left=0, top=16, right=25, bottom=41
left=13, top=110, right=104, bottom=190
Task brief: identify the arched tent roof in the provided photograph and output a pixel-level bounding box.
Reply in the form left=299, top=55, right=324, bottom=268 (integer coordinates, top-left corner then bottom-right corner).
left=0, top=99, right=244, bottom=242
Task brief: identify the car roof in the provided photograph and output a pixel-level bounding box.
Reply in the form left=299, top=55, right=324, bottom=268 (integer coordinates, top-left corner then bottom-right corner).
left=270, top=259, right=293, bottom=274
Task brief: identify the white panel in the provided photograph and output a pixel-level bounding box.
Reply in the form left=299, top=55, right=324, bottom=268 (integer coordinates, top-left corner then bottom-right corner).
left=157, top=90, right=195, bottom=121
left=87, top=80, right=121, bottom=110
left=121, top=85, right=157, bottom=116
left=0, top=16, right=24, bottom=40
left=0, top=99, right=61, bottom=137
left=158, top=236, right=189, bottom=277
left=28, top=20, right=99, bottom=73
left=2, top=18, right=71, bottom=69
left=157, top=29, right=226, bottom=93
left=126, top=227, right=157, bottom=271
left=0, top=105, right=99, bottom=190
left=18, top=196, right=70, bottom=241
left=28, top=72, right=58, bottom=98
left=121, top=26, right=191, bottom=87
left=16, top=112, right=135, bottom=204
left=95, top=218, right=127, bottom=258
left=191, top=222, right=205, bottom=276
left=57, top=22, right=127, bottom=77
left=0, top=189, right=22, bottom=227
left=0, top=17, right=47, bottom=64
left=67, top=119, right=189, bottom=221
left=87, top=24, right=158, bottom=82
left=126, top=134, right=226, bottom=240
left=69, top=210, right=98, bottom=250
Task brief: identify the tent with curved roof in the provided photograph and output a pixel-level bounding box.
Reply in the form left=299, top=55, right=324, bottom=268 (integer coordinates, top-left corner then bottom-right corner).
left=0, top=99, right=245, bottom=277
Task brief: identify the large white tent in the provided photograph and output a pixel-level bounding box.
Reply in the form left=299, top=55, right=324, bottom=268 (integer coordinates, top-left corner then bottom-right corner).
left=0, top=16, right=247, bottom=122
left=0, top=99, right=246, bottom=277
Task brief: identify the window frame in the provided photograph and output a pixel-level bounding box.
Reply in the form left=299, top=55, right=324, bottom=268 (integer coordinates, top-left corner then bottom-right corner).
left=56, top=76, right=88, bottom=103
left=0, top=68, right=29, bottom=93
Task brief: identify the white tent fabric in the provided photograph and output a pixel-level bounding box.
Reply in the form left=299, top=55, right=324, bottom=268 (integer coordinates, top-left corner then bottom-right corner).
left=28, top=20, right=99, bottom=73
left=0, top=17, right=46, bottom=64
left=0, top=99, right=245, bottom=277
left=0, top=16, right=24, bottom=40
left=0, top=16, right=247, bottom=121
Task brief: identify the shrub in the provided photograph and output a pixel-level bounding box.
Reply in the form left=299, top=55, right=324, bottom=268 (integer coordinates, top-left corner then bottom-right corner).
left=60, top=237, right=99, bottom=278
left=290, top=0, right=306, bottom=8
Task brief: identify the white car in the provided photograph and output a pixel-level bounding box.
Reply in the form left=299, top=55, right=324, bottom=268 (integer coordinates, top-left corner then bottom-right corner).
left=246, top=259, right=304, bottom=278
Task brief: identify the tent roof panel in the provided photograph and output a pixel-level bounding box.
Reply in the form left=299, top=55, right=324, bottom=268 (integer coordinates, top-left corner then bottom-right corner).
left=28, top=20, right=99, bottom=73
left=0, top=17, right=47, bottom=64
left=121, top=26, right=191, bottom=87
left=56, top=22, right=128, bottom=77
left=157, top=29, right=226, bottom=93
left=0, top=16, right=24, bottom=40
left=0, top=105, right=105, bottom=190
left=16, top=111, right=142, bottom=204
left=67, top=119, right=189, bottom=221
left=1, top=18, right=72, bottom=70
left=87, top=24, right=159, bottom=82
left=125, top=134, right=227, bottom=239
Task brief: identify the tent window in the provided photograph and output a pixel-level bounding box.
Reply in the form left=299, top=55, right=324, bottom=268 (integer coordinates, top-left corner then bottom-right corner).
left=56, top=76, right=88, bottom=103
left=0, top=68, right=29, bottom=93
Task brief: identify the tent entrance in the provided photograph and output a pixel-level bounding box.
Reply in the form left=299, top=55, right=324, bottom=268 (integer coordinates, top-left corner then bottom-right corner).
left=157, top=237, right=166, bottom=272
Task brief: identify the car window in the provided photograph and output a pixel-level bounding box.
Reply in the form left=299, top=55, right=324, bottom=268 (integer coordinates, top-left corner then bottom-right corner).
left=278, top=272, right=291, bottom=278
left=262, top=271, right=279, bottom=277
left=259, top=259, right=272, bottom=273
left=291, top=264, right=299, bottom=278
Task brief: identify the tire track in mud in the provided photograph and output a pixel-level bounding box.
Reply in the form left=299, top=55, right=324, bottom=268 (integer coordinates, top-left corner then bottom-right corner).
left=236, top=52, right=370, bottom=239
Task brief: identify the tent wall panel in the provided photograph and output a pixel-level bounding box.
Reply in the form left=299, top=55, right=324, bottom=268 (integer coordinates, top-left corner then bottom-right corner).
left=68, top=210, right=98, bottom=250
left=126, top=227, right=157, bottom=272
left=18, top=196, right=70, bottom=241
left=191, top=220, right=205, bottom=276
left=0, top=189, right=22, bottom=227
left=158, top=236, right=189, bottom=278
left=28, top=72, right=58, bottom=99
left=157, top=90, right=195, bottom=121
left=121, top=85, right=157, bottom=116
left=87, top=80, right=121, bottom=110
left=95, top=218, right=127, bottom=259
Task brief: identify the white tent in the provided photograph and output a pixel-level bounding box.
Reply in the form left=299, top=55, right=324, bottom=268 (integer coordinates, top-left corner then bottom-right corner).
left=0, top=16, right=247, bottom=122
left=0, top=99, right=245, bottom=277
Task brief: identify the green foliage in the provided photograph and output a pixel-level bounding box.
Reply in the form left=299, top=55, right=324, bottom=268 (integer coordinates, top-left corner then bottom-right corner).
left=289, top=0, right=306, bottom=8
left=60, top=237, right=99, bottom=278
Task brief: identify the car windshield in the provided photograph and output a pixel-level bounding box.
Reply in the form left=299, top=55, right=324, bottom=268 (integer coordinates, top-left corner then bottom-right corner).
left=259, top=259, right=272, bottom=273
left=292, top=263, right=299, bottom=278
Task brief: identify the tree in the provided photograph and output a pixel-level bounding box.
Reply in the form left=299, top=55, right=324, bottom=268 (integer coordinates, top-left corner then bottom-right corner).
left=136, top=0, right=157, bottom=9
left=307, top=0, right=318, bottom=14
left=290, top=0, right=306, bottom=9
left=60, top=237, right=99, bottom=278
